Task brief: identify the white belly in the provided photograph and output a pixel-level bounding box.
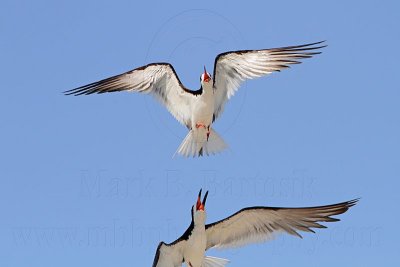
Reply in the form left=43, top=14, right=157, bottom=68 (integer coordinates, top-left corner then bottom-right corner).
left=191, top=92, right=214, bottom=129
left=184, top=228, right=207, bottom=267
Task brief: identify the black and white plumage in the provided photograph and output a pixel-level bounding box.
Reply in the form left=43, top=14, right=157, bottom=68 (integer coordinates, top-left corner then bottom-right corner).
left=64, top=41, right=326, bottom=157
left=152, top=189, right=358, bottom=267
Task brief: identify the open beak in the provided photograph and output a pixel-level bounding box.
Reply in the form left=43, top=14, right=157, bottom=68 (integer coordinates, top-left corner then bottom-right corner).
left=203, top=66, right=211, bottom=82
left=196, top=189, right=209, bottom=211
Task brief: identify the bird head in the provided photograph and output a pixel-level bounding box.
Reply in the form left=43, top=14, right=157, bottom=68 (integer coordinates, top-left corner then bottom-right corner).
left=200, top=66, right=212, bottom=84
left=192, top=189, right=208, bottom=224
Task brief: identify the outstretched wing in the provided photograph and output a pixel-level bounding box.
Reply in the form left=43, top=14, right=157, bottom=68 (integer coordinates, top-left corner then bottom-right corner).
left=152, top=241, right=184, bottom=267
left=64, top=63, right=201, bottom=128
left=205, top=199, right=358, bottom=249
left=212, top=41, right=326, bottom=120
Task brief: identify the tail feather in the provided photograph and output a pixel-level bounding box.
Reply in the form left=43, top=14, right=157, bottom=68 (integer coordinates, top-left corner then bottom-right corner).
left=175, top=128, right=227, bottom=157
left=202, top=256, right=230, bottom=267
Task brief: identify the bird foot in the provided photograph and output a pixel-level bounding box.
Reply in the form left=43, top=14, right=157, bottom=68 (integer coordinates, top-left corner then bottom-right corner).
left=195, top=123, right=210, bottom=141
left=195, top=123, right=207, bottom=129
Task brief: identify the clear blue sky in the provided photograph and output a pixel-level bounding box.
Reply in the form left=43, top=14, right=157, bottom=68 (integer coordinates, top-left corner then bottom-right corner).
left=1, top=0, right=399, bottom=266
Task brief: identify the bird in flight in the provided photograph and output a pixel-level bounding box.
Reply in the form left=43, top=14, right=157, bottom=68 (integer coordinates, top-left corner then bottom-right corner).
left=152, top=189, right=358, bottom=267
left=64, top=41, right=326, bottom=157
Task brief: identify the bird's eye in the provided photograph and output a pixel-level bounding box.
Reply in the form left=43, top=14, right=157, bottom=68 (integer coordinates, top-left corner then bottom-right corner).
left=200, top=74, right=203, bottom=81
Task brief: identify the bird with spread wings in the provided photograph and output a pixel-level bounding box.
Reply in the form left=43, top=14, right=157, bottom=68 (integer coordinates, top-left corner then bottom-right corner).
left=65, top=41, right=326, bottom=157
left=151, top=189, right=357, bottom=267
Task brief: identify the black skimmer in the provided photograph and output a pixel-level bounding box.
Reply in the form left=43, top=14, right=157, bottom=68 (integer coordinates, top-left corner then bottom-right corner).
left=64, top=41, right=326, bottom=157
left=152, top=189, right=358, bottom=267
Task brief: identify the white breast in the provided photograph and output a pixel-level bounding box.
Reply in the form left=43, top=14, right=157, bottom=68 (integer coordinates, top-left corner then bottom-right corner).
left=191, top=85, right=214, bottom=128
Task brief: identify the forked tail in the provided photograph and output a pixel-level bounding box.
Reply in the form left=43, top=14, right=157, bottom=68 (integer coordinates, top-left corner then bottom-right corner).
left=174, top=128, right=227, bottom=157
